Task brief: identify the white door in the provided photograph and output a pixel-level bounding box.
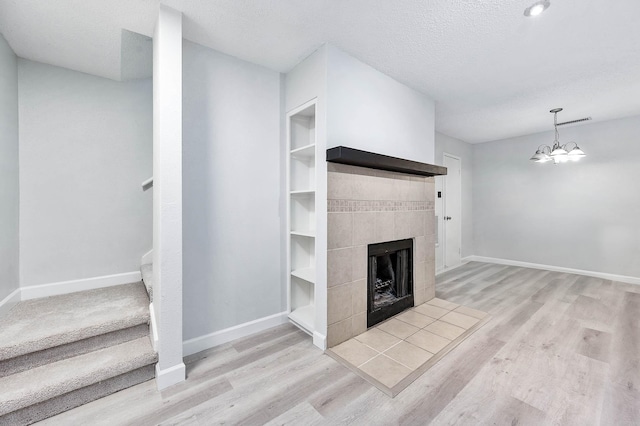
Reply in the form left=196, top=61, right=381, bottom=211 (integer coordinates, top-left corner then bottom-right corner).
left=443, top=154, right=461, bottom=268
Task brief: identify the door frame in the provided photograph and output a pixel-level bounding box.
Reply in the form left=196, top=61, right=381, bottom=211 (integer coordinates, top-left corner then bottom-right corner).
left=442, top=152, right=462, bottom=269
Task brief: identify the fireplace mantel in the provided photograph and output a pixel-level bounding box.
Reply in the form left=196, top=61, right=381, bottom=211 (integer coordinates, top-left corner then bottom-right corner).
left=326, top=146, right=447, bottom=177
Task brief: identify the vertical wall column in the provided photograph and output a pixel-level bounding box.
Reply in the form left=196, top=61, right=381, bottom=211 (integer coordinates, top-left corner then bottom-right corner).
left=153, top=5, right=185, bottom=390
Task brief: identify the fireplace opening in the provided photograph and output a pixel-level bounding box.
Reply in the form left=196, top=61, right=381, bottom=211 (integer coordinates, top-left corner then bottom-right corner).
left=367, top=239, right=414, bottom=328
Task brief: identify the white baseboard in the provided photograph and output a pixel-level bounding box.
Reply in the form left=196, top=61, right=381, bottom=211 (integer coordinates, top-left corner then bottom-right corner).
left=0, top=287, right=21, bottom=319
left=155, top=362, right=186, bottom=390
left=466, top=255, right=640, bottom=285
left=141, top=249, right=153, bottom=265
left=149, top=302, right=158, bottom=351
left=21, top=271, right=143, bottom=300
left=313, top=332, right=327, bottom=350
left=182, top=311, right=289, bottom=357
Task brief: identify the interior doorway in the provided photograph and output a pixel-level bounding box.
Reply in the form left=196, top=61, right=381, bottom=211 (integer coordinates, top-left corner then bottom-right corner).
left=440, top=153, right=462, bottom=270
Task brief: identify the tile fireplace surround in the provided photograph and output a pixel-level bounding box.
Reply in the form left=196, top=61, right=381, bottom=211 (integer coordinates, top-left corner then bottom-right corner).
left=327, top=162, right=436, bottom=348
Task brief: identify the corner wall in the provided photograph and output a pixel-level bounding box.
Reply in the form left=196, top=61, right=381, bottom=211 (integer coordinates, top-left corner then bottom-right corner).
left=0, top=34, right=19, bottom=306
left=473, top=115, right=640, bottom=279
left=17, top=59, right=152, bottom=287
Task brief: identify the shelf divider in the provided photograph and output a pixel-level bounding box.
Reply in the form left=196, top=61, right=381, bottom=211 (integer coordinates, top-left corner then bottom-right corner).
left=290, top=230, right=315, bottom=238
left=288, top=304, right=314, bottom=334
left=291, top=267, right=316, bottom=284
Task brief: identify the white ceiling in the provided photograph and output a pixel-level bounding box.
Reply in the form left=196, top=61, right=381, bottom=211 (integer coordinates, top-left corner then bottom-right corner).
left=1, top=0, right=639, bottom=143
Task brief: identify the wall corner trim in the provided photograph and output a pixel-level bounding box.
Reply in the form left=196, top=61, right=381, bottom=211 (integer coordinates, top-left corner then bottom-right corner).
left=182, top=311, right=289, bottom=357
left=465, top=256, right=640, bottom=285
left=0, top=288, right=21, bottom=319
left=20, top=271, right=143, bottom=300
left=149, top=302, right=159, bottom=351
left=155, top=362, right=186, bottom=390
left=313, top=332, right=327, bottom=350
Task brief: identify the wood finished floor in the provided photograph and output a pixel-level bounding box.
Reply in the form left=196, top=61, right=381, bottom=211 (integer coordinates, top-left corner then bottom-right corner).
left=39, top=262, right=640, bottom=425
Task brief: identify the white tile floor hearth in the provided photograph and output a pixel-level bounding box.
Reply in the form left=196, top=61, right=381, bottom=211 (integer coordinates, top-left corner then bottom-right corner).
left=326, top=297, right=490, bottom=397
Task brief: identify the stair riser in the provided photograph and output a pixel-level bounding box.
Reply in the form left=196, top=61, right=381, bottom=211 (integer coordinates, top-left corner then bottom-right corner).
left=0, top=324, right=150, bottom=378
left=0, top=364, right=155, bottom=426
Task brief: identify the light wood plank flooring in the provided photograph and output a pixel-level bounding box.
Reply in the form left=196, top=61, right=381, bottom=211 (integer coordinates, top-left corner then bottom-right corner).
left=39, top=262, right=640, bottom=425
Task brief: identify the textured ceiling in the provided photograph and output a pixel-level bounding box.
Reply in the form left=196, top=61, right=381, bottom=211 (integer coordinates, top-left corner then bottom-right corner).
left=1, top=0, right=639, bottom=143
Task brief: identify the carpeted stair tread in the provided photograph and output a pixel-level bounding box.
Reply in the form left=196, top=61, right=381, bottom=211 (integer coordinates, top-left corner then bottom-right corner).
left=0, top=283, right=150, bottom=361
left=0, top=323, right=150, bottom=378
left=140, top=263, right=153, bottom=302
left=0, top=336, right=157, bottom=417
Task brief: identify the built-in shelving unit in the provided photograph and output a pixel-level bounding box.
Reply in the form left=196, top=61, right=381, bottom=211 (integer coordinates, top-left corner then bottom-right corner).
left=287, top=100, right=317, bottom=335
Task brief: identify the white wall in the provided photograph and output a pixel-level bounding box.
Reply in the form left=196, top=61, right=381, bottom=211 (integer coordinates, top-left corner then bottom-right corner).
left=326, top=45, right=435, bottom=164
left=473, top=115, right=640, bottom=278
left=0, top=34, right=19, bottom=302
left=435, top=132, right=474, bottom=261
left=182, top=41, right=283, bottom=340
left=18, top=59, right=152, bottom=286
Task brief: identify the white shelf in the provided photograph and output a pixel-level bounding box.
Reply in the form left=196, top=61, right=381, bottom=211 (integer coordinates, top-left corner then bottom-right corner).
left=291, top=143, right=315, bottom=160
left=291, top=230, right=315, bottom=238
left=289, top=304, right=315, bottom=334
left=291, top=267, right=316, bottom=284
left=287, top=100, right=317, bottom=338
left=290, top=189, right=315, bottom=196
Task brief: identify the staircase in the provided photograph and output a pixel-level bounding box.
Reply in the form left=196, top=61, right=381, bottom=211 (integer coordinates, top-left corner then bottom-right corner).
left=0, top=282, right=157, bottom=425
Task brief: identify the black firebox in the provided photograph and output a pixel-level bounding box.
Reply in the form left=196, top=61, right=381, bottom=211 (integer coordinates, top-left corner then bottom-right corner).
left=367, top=239, right=414, bottom=328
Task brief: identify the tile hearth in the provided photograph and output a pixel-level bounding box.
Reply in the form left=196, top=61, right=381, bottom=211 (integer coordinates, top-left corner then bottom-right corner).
left=326, top=298, right=490, bottom=397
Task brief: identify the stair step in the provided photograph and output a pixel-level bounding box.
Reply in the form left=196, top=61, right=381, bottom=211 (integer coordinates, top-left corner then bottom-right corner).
left=0, top=336, right=157, bottom=422
left=0, top=323, right=149, bottom=378
left=141, top=263, right=153, bottom=302
left=0, top=282, right=150, bottom=362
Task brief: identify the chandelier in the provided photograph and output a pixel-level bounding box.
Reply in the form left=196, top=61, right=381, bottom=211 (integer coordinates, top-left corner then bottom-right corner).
left=530, top=108, right=586, bottom=164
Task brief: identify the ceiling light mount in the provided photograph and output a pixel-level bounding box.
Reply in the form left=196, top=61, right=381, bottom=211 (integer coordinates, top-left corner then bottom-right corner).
left=524, top=1, right=550, bottom=17
left=529, top=108, right=586, bottom=164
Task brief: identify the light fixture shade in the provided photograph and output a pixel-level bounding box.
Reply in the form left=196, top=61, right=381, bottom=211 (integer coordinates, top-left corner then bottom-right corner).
left=568, top=146, right=586, bottom=161
left=530, top=150, right=551, bottom=162
left=550, top=146, right=567, bottom=157
left=568, top=147, right=586, bottom=156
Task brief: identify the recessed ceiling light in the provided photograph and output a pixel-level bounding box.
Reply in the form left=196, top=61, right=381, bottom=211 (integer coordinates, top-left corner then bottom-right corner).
left=524, top=1, right=550, bottom=17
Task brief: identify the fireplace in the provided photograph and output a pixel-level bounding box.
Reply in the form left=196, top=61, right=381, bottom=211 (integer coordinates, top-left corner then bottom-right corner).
left=367, top=239, right=414, bottom=327
left=325, top=157, right=442, bottom=348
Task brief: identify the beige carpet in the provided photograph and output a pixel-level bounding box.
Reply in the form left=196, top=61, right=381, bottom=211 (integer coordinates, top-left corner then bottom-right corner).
left=0, top=282, right=155, bottom=425
left=0, top=283, right=150, bottom=361
left=327, top=298, right=490, bottom=397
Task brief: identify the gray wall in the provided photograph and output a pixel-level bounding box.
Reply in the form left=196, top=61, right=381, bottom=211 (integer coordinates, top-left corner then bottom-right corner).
left=0, top=34, right=19, bottom=300
left=473, top=115, right=640, bottom=278
left=434, top=132, right=474, bottom=259
left=182, top=41, right=283, bottom=340
left=326, top=45, right=435, bottom=164
left=18, top=59, right=152, bottom=286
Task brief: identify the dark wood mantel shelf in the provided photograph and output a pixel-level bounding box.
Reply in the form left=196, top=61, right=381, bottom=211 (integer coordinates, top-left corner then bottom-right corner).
left=326, top=146, right=447, bottom=177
